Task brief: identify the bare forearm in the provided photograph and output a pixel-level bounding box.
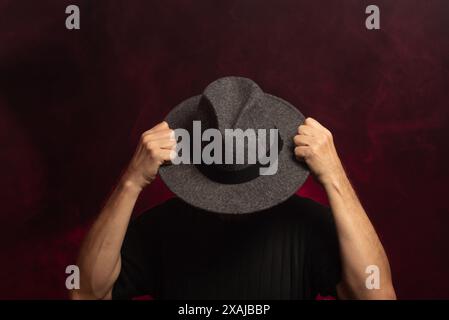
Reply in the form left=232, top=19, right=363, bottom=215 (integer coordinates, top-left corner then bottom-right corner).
left=294, top=117, right=396, bottom=299
left=73, top=177, right=142, bottom=299
left=71, top=122, right=174, bottom=300
left=323, top=171, right=395, bottom=299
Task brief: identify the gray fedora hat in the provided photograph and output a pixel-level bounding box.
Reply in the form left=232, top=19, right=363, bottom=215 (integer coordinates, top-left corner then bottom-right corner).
left=159, top=76, right=309, bottom=214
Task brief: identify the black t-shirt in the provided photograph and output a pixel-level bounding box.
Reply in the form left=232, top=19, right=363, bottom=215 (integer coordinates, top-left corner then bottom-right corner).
left=112, top=195, right=341, bottom=300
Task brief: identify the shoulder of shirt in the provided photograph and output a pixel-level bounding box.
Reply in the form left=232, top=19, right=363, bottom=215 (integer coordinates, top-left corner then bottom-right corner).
left=130, top=197, right=187, bottom=228
left=280, top=194, right=333, bottom=224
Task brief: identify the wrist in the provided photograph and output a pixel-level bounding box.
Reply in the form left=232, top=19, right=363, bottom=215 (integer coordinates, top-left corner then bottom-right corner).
left=119, top=178, right=144, bottom=195
left=321, top=167, right=348, bottom=192
left=119, top=171, right=148, bottom=195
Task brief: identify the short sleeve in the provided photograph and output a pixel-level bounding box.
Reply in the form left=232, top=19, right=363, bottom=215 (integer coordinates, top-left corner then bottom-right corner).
left=112, top=214, right=158, bottom=299
left=308, top=204, right=342, bottom=298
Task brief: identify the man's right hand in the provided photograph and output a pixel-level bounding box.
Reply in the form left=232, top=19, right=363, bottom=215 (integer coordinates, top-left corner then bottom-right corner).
left=73, top=121, right=175, bottom=300
left=123, top=121, right=176, bottom=191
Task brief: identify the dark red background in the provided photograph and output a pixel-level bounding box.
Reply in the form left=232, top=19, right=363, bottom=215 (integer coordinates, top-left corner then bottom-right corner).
left=0, top=0, right=448, bottom=299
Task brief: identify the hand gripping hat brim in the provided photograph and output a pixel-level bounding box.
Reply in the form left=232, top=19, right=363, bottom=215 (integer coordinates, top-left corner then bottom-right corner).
left=159, top=76, right=309, bottom=214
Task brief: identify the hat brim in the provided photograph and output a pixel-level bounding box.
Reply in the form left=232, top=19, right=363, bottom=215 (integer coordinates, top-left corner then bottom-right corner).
left=159, top=93, right=309, bottom=214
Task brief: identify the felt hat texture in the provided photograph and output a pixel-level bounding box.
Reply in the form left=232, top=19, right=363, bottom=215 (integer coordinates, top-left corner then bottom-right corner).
left=159, top=76, right=309, bottom=214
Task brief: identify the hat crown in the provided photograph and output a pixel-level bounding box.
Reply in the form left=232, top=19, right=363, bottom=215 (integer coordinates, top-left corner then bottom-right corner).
left=192, top=77, right=281, bottom=177
left=197, top=77, right=275, bottom=133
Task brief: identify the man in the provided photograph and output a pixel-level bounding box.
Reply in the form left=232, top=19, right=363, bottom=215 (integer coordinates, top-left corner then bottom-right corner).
left=71, top=77, right=396, bottom=300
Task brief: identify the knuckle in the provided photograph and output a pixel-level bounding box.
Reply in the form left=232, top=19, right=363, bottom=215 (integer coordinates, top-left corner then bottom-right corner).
left=161, top=121, right=169, bottom=128
left=145, top=141, right=154, bottom=150
left=300, top=149, right=310, bottom=159
left=149, top=149, right=157, bottom=158
left=295, top=147, right=310, bottom=159
left=142, top=135, right=150, bottom=144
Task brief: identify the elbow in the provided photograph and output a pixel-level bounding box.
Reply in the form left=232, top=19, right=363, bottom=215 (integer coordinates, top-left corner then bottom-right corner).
left=68, top=290, right=83, bottom=300
left=68, top=289, right=112, bottom=300
left=364, top=284, right=397, bottom=300
left=68, top=266, right=118, bottom=300
left=339, top=280, right=397, bottom=300
left=378, top=284, right=397, bottom=300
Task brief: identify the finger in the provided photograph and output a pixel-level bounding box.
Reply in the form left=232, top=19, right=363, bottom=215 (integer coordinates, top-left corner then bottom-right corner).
left=157, top=148, right=176, bottom=162
left=144, top=137, right=176, bottom=151
left=145, top=129, right=175, bottom=141
left=158, top=139, right=177, bottom=150
left=294, top=146, right=311, bottom=160
left=293, top=134, right=315, bottom=146
left=304, top=117, right=325, bottom=130
left=297, top=124, right=315, bottom=136
left=142, top=121, right=170, bottom=136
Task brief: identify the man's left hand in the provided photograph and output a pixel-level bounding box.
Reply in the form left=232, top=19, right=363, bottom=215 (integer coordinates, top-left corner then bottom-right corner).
left=294, top=117, right=345, bottom=186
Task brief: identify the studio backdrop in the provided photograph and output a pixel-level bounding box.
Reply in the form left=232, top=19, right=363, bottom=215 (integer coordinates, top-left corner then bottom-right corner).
left=0, top=0, right=448, bottom=299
